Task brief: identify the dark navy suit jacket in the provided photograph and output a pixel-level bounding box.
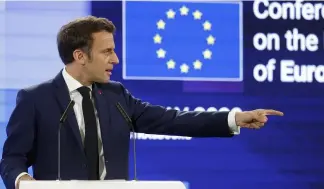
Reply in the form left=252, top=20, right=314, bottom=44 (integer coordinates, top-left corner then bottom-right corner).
left=0, top=71, right=233, bottom=189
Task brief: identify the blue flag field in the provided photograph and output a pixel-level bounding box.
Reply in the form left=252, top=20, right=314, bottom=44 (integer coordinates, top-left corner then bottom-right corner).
left=122, top=1, right=242, bottom=81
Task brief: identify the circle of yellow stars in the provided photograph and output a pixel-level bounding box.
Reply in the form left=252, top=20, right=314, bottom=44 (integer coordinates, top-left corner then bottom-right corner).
left=153, top=5, right=216, bottom=74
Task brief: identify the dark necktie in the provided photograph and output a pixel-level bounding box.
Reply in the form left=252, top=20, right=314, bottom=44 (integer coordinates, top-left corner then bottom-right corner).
left=77, top=86, right=99, bottom=180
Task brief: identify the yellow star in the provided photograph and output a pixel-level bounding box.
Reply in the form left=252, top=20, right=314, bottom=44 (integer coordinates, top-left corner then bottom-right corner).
left=203, top=21, right=212, bottom=31
left=202, top=49, right=212, bottom=59
left=166, top=9, right=176, bottom=19
left=193, top=60, right=202, bottom=70
left=180, top=63, right=189, bottom=73
left=206, top=35, right=216, bottom=45
left=192, top=10, right=202, bottom=20
left=156, top=48, right=166, bottom=59
left=166, top=59, right=176, bottom=69
left=156, top=19, right=166, bottom=30
left=179, top=5, right=189, bottom=16
left=153, top=34, right=162, bottom=44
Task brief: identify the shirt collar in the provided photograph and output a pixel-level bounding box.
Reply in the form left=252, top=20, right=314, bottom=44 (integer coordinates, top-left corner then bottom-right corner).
left=62, top=67, right=92, bottom=94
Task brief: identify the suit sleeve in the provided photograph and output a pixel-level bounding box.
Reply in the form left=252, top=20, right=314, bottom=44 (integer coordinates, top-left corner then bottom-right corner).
left=120, top=84, right=233, bottom=137
left=0, top=89, right=36, bottom=189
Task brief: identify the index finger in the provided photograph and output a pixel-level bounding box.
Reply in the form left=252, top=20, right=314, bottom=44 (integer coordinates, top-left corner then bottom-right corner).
left=263, top=109, right=284, bottom=116
left=264, top=110, right=283, bottom=116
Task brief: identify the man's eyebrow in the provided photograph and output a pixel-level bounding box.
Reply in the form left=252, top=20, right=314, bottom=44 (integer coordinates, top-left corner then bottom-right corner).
left=101, top=48, right=114, bottom=52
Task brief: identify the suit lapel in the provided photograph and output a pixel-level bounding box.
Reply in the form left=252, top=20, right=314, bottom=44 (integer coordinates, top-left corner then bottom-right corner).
left=93, top=83, right=112, bottom=143
left=93, top=83, right=118, bottom=176
left=53, top=71, right=84, bottom=151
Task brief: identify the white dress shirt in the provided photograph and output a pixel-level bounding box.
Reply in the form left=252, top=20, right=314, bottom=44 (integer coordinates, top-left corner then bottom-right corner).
left=15, top=68, right=240, bottom=186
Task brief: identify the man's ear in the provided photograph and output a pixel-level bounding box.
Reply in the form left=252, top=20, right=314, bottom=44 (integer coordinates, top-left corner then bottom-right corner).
left=72, top=49, right=87, bottom=65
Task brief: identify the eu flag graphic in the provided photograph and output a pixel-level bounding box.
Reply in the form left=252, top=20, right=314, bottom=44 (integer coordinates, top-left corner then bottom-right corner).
left=123, top=1, right=242, bottom=81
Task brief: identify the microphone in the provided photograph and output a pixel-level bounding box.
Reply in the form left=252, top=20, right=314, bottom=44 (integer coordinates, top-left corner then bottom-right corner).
left=57, top=100, right=75, bottom=180
left=115, top=102, right=137, bottom=181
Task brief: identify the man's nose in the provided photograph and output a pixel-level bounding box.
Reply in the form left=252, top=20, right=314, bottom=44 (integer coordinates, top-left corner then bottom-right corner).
left=111, top=53, right=119, bottom=64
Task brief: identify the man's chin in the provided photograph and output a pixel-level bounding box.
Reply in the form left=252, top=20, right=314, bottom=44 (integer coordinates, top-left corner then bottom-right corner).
left=106, top=76, right=111, bottom=82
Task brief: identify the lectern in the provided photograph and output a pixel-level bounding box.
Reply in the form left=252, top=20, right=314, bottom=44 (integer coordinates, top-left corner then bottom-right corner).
left=19, top=180, right=188, bottom=189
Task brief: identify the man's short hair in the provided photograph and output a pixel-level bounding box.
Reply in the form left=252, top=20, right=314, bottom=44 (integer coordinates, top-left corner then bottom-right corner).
left=57, top=16, right=116, bottom=65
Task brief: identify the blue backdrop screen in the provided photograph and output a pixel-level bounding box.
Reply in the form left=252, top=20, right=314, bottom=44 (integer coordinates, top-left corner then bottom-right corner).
left=0, top=1, right=323, bottom=189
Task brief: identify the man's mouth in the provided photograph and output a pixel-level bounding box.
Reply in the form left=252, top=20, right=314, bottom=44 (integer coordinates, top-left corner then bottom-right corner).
left=105, top=69, right=112, bottom=75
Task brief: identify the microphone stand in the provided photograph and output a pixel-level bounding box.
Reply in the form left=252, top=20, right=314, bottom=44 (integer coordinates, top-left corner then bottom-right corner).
left=57, top=100, right=75, bottom=180
left=116, top=102, right=137, bottom=180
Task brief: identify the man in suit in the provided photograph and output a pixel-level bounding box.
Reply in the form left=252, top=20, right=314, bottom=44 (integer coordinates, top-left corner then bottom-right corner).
left=0, top=16, right=283, bottom=189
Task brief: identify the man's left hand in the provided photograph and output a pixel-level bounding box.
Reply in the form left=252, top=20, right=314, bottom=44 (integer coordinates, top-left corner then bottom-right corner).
left=235, top=109, right=283, bottom=129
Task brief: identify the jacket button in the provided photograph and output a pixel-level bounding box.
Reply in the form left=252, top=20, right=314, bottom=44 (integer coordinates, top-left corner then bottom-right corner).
left=82, top=164, right=87, bottom=169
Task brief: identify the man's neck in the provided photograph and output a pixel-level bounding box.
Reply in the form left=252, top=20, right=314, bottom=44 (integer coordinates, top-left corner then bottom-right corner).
left=65, top=65, right=93, bottom=86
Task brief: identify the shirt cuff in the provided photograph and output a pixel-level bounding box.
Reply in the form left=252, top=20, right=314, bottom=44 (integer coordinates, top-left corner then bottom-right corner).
left=15, top=172, right=29, bottom=188
left=228, top=110, right=240, bottom=135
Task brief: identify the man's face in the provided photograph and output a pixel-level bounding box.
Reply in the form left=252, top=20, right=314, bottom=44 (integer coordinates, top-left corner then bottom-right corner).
left=84, top=31, right=119, bottom=83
